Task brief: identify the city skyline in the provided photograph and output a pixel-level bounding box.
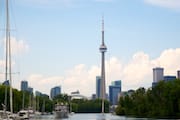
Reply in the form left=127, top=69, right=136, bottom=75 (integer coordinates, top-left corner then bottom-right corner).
left=0, top=0, right=180, bottom=96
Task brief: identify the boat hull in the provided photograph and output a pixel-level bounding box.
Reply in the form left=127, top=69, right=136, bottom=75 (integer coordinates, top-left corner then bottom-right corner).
left=55, top=111, right=68, bottom=119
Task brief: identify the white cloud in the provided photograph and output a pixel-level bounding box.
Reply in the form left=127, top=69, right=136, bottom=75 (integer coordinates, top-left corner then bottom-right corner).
left=3, top=37, right=29, bottom=55
left=14, top=48, right=180, bottom=97
left=144, top=0, right=180, bottom=9
left=0, top=37, right=29, bottom=80
left=27, top=74, right=64, bottom=95
left=157, top=48, right=180, bottom=74
left=122, top=52, right=153, bottom=89
left=0, top=60, right=5, bottom=69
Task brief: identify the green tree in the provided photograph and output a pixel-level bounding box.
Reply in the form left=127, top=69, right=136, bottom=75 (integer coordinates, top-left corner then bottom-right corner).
left=116, top=80, right=180, bottom=118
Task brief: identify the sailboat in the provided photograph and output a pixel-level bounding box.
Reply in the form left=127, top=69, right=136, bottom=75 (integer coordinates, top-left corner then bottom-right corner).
left=0, top=0, right=19, bottom=119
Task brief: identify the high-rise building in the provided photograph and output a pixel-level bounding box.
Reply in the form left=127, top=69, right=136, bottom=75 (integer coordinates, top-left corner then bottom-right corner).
left=3, top=80, right=10, bottom=86
left=112, top=80, right=121, bottom=87
left=99, top=16, right=107, bottom=113
left=21, top=80, right=28, bottom=91
left=152, top=67, right=164, bottom=86
left=109, top=80, right=121, bottom=105
left=91, top=94, right=96, bottom=100
left=50, top=86, right=61, bottom=99
left=27, top=87, right=33, bottom=94
left=177, top=70, right=180, bottom=79
left=96, top=76, right=101, bottom=99
left=35, top=91, right=42, bottom=96
left=164, top=76, right=176, bottom=81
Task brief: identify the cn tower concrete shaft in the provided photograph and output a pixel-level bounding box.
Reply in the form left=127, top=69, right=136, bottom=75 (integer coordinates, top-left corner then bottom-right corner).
left=99, top=17, right=107, bottom=113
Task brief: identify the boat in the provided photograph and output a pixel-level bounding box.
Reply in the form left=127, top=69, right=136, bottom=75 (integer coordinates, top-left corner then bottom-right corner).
left=0, top=105, right=19, bottom=120
left=0, top=110, right=15, bottom=120
left=54, top=103, right=69, bottom=119
left=0, top=110, right=9, bottom=120
left=18, top=106, right=36, bottom=119
left=18, top=110, right=29, bottom=120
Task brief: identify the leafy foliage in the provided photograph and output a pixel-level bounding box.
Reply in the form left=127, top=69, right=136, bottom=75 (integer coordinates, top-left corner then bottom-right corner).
left=116, top=79, right=180, bottom=118
left=0, top=85, right=53, bottom=113
left=0, top=85, right=109, bottom=113
left=71, top=99, right=109, bottom=113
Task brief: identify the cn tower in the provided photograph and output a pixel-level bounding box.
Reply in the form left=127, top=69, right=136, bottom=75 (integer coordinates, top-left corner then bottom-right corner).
left=99, top=16, right=107, bottom=113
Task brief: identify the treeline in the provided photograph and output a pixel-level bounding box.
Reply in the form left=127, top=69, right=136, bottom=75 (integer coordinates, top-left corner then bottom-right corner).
left=0, top=86, right=110, bottom=114
left=116, top=79, right=180, bottom=118
left=53, top=94, right=110, bottom=113
left=71, top=99, right=109, bottom=113
left=0, top=85, right=53, bottom=112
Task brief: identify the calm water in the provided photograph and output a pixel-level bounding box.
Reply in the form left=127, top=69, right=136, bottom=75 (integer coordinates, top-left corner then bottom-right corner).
left=32, top=113, right=180, bottom=120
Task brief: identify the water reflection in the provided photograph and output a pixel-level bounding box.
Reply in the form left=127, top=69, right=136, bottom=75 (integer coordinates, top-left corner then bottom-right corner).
left=31, top=114, right=179, bottom=120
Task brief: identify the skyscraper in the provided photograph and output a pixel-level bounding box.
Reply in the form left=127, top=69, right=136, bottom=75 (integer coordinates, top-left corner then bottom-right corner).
left=96, top=76, right=101, bottom=99
left=50, top=86, right=61, bottom=99
left=152, top=67, right=164, bottom=86
left=3, top=80, right=10, bottom=86
left=27, top=87, right=33, bottom=94
left=164, top=76, right=176, bottom=81
left=35, top=91, right=42, bottom=96
left=21, top=80, right=28, bottom=91
left=99, top=17, right=107, bottom=113
left=112, top=80, right=121, bottom=86
left=177, top=70, right=180, bottom=79
left=153, top=67, right=164, bottom=83
left=109, top=80, right=121, bottom=105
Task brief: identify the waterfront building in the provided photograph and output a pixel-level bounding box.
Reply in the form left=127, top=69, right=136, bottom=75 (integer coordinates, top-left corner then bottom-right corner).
left=153, top=67, right=164, bottom=82
left=71, top=91, right=87, bottom=100
left=177, top=70, right=180, bottom=79
left=127, top=89, right=135, bottom=96
left=152, top=67, right=164, bottom=87
left=42, top=94, right=49, bottom=99
left=118, top=90, right=135, bottom=99
left=50, top=86, right=61, bottom=99
left=21, top=80, right=28, bottom=91
left=27, top=87, right=33, bottom=94
left=35, top=91, right=49, bottom=98
left=109, top=80, right=121, bottom=105
left=164, top=76, right=176, bottom=82
left=71, top=90, right=80, bottom=95
left=96, top=76, right=101, bottom=99
left=35, top=91, right=42, bottom=96
left=91, top=94, right=96, bottom=100
left=112, top=80, right=121, bottom=87
left=3, top=80, right=10, bottom=86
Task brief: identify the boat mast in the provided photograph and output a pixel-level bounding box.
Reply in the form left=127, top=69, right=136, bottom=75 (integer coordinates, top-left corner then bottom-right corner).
left=4, top=0, right=8, bottom=110
left=5, top=0, right=13, bottom=113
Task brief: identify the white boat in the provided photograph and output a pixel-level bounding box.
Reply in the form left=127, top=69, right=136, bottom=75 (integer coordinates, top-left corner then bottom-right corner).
left=18, top=107, right=36, bottom=120
left=18, top=110, right=29, bottom=120
left=54, top=103, right=69, bottom=119
left=0, top=109, right=19, bottom=120
left=0, top=110, right=9, bottom=120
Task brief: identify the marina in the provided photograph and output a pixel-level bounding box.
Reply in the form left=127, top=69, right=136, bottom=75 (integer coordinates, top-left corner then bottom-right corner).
left=1, top=0, right=180, bottom=119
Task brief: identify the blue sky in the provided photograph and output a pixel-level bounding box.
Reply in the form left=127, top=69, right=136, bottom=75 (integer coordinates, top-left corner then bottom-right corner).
left=0, top=0, right=180, bottom=96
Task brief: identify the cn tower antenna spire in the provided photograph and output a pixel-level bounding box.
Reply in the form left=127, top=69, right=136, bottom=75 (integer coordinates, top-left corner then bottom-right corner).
left=102, top=16, right=104, bottom=31
left=102, top=16, right=104, bottom=45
